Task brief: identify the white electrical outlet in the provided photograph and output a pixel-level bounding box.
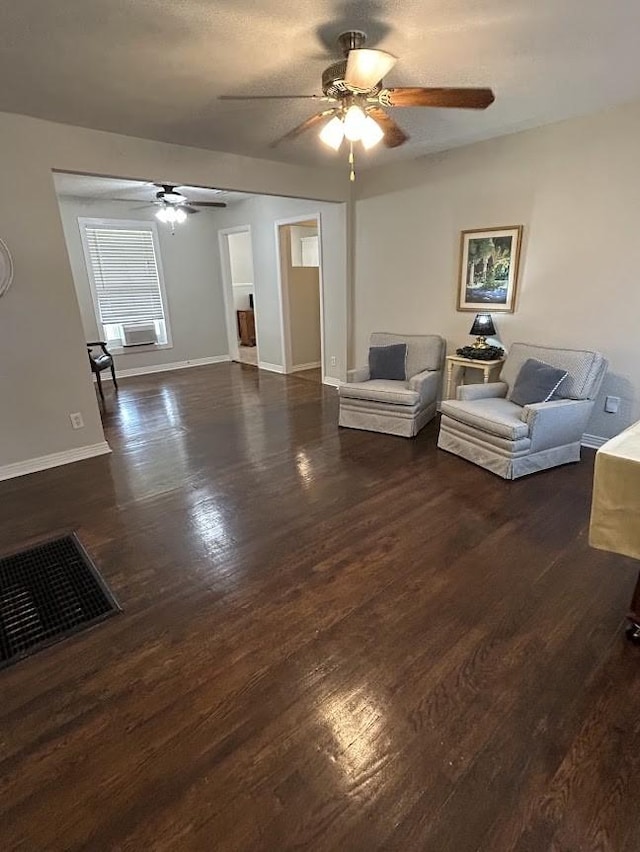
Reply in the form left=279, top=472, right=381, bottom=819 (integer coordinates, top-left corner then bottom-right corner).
left=69, top=412, right=84, bottom=430
left=604, top=396, right=620, bottom=414
left=330, top=356, right=337, bottom=366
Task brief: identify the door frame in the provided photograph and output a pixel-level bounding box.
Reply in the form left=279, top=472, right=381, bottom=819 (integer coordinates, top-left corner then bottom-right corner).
left=274, top=213, right=326, bottom=382
left=218, top=225, right=258, bottom=364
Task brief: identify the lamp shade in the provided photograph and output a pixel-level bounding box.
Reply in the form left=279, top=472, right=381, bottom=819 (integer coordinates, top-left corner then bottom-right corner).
left=469, top=313, right=496, bottom=337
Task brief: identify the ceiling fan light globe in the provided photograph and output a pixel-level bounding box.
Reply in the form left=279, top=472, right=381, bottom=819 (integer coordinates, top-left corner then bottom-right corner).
left=345, top=49, right=397, bottom=92
left=156, top=207, right=169, bottom=223
left=175, top=208, right=187, bottom=224
left=343, top=105, right=367, bottom=142
left=319, top=116, right=345, bottom=150
left=361, top=116, right=384, bottom=150
left=164, top=191, right=187, bottom=204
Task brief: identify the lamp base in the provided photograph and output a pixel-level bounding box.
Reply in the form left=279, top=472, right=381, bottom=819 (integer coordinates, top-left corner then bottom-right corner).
left=472, top=336, right=489, bottom=349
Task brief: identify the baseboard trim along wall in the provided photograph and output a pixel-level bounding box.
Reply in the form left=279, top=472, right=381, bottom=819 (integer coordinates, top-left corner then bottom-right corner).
left=0, top=441, right=112, bottom=482
left=258, top=361, right=286, bottom=374
left=289, top=362, right=322, bottom=373
left=581, top=434, right=607, bottom=450
left=322, top=376, right=342, bottom=388
left=97, top=355, right=231, bottom=381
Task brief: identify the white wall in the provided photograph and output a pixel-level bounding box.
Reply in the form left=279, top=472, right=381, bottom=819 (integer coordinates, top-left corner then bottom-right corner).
left=57, top=196, right=229, bottom=372
left=232, top=284, right=254, bottom=314
left=228, top=230, right=255, bottom=316
left=0, top=109, right=346, bottom=472
left=355, top=100, right=640, bottom=441
left=228, top=231, right=253, bottom=284
left=213, top=197, right=348, bottom=382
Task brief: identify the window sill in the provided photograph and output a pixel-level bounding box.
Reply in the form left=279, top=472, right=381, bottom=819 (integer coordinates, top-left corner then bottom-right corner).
left=109, top=343, right=174, bottom=356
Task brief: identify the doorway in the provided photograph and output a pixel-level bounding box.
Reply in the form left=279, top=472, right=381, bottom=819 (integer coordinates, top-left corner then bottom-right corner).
left=276, top=215, right=325, bottom=384
left=218, top=226, right=258, bottom=366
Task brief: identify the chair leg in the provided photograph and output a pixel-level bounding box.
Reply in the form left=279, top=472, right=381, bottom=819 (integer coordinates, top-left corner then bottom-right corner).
left=95, top=370, right=105, bottom=404
left=110, top=363, right=118, bottom=392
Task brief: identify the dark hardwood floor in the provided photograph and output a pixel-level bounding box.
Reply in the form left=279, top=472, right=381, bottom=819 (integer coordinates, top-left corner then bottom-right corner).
left=0, top=363, right=639, bottom=851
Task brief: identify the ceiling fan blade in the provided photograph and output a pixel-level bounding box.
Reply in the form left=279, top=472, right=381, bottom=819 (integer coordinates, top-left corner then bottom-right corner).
left=366, top=107, right=409, bottom=148
left=219, top=94, right=327, bottom=101
left=380, top=87, right=495, bottom=109
left=345, top=48, right=397, bottom=91
left=270, top=108, right=338, bottom=148
left=181, top=205, right=200, bottom=214
left=189, top=201, right=227, bottom=208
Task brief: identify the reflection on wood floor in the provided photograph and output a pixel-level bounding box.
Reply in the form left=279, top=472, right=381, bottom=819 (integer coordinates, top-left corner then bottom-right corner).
left=292, top=366, right=322, bottom=384
left=0, top=362, right=639, bottom=851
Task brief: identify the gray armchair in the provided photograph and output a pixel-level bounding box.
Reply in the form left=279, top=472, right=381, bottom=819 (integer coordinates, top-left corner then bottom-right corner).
left=339, top=332, right=445, bottom=437
left=438, top=342, right=607, bottom=479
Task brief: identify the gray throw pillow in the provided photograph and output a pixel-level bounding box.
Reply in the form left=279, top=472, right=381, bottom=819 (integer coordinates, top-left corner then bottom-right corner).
left=368, top=343, right=407, bottom=381
left=510, top=358, right=568, bottom=407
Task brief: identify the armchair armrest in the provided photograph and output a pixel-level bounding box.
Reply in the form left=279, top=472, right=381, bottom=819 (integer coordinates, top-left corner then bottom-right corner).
left=347, top=366, right=370, bottom=383
left=409, top=369, right=440, bottom=404
left=521, top=398, right=593, bottom=452
left=457, top=381, right=508, bottom=401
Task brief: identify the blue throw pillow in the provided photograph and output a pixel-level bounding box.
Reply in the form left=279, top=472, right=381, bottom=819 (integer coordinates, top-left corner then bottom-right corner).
left=368, top=343, right=408, bottom=381
left=510, top=358, right=568, bottom=406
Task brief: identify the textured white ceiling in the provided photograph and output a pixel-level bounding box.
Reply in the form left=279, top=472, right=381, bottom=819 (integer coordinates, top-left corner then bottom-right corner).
left=53, top=173, right=252, bottom=205
left=3, top=1, right=640, bottom=169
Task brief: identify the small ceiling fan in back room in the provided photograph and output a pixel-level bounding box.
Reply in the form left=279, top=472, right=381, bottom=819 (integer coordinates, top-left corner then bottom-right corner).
left=220, top=30, right=495, bottom=181
left=137, top=184, right=227, bottom=231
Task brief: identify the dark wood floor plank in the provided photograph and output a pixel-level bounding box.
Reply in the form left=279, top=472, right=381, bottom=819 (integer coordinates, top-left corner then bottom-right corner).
left=0, top=363, right=637, bottom=850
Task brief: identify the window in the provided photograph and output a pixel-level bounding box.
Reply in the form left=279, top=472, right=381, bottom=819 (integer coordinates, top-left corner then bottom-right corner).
left=79, top=218, right=171, bottom=350
left=289, top=225, right=320, bottom=268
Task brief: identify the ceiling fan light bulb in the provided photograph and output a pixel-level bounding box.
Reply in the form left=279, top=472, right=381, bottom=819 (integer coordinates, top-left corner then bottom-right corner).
left=361, top=116, right=384, bottom=150
left=156, top=207, right=168, bottom=223
left=175, top=208, right=187, bottom=224
left=343, top=105, right=367, bottom=141
left=319, top=116, right=345, bottom=151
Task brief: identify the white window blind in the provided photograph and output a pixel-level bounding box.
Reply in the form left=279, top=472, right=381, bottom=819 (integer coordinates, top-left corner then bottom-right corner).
left=84, top=226, right=165, bottom=326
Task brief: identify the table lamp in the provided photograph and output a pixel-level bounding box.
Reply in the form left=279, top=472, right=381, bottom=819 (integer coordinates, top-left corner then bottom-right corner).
left=469, top=313, right=496, bottom=349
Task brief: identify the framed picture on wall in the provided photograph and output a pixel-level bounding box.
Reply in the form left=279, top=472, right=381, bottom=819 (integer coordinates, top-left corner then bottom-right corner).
left=457, top=225, right=523, bottom=312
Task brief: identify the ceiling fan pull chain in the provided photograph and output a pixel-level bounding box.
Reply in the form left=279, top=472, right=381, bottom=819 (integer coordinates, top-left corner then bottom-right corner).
left=349, top=142, right=356, bottom=182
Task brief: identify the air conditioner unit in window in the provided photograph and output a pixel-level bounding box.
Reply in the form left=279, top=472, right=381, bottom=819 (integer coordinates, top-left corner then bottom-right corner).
left=122, top=324, right=158, bottom=347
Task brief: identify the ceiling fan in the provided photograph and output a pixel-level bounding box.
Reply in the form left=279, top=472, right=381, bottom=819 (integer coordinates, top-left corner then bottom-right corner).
left=220, top=31, right=495, bottom=180
left=140, top=184, right=227, bottom=227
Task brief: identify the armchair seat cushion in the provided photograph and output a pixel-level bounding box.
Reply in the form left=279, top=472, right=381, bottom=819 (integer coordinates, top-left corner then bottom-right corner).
left=91, top=354, right=113, bottom=371
left=440, top=397, right=529, bottom=440
left=339, top=379, right=419, bottom=407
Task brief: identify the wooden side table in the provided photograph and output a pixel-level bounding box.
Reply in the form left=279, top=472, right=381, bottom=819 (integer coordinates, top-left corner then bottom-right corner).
left=445, top=355, right=505, bottom=400
left=236, top=309, right=256, bottom=347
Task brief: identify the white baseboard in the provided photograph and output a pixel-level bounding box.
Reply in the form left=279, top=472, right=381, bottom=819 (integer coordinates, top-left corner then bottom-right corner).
left=0, top=441, right=112, bottom=482
left=258, top=361, right=286, bottom=374
left=322, top=376, right=342, bottom=388
left=97, top=355, right=231, bottom=381
left=290, top=361, right=322, bottom=373
left=582, top=434, right=607, bottom=449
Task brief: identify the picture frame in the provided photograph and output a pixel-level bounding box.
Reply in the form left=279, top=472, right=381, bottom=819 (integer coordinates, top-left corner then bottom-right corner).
left=457, top=225, right=523, bottom=313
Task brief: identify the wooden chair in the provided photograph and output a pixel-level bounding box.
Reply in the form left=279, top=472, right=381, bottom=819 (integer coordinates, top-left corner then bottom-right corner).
left=87, top=341, right=118, bottom=404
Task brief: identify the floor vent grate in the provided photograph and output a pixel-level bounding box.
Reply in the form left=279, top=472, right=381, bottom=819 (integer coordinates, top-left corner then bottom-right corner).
left=0, top=534, right=120, bottom=669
